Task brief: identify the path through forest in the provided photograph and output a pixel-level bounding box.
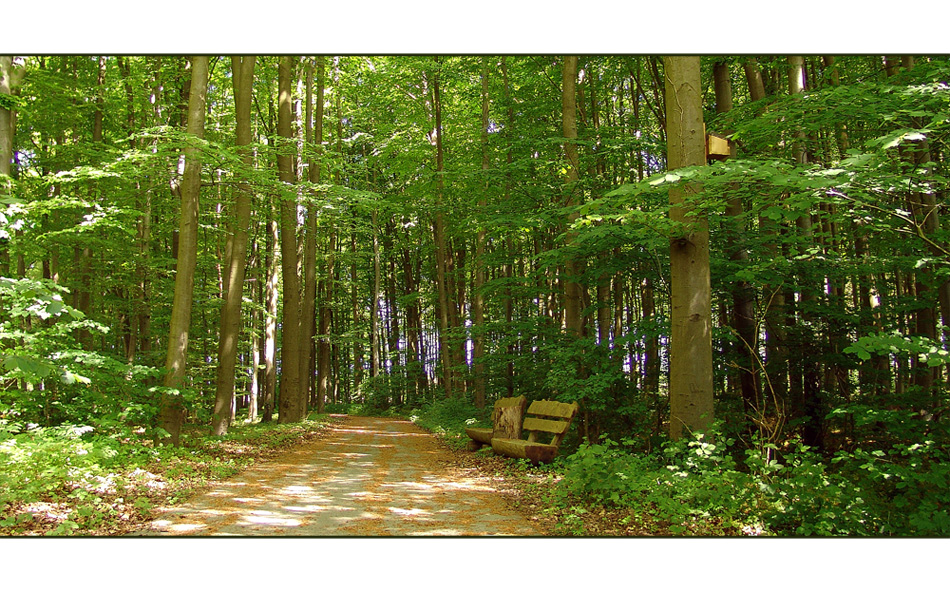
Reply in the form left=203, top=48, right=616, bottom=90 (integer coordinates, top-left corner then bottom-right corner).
left=134, top=416, right=542, bottom=536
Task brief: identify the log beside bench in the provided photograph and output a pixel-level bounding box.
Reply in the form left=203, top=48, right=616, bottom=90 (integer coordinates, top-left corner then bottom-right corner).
left=465, top=395, right=527, bottom=450
left=491, top=400, right=579, bottom=465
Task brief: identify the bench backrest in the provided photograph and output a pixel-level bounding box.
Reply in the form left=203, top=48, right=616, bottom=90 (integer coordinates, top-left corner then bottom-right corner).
left=523, top=400, right=579, bottom=447
left=491, top=395, right=527, bottom=439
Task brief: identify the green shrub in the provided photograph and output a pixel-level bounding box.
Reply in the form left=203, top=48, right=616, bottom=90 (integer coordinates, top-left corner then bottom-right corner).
left=837, top=440, right=950, bottom=536
left=745, top=442, right=874, bottom=536
left=0, top=421, right=121, bottom=512
left=558, top=425, right=891, bottom=536
left=560, top=438, right=652, bottom=506
left=409, top=397, right=484, bottom=446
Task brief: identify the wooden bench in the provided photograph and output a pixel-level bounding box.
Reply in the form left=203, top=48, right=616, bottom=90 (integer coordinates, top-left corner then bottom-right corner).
left=491, top=400, right=579, bottom=465
left=465, top=395, right=527, bottom=450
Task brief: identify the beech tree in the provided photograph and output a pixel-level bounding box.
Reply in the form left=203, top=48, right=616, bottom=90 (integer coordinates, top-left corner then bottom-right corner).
left=277, top=55, right=306, bottom=424
left=713, top=60, right=760, bottom=424
left=211, top=55, right=256, bottom=436
left=301, top=56, right=325, bottom=411
left=159, top=56, right=209, bottom=446
left=428, top=57, right=458, bottom=398
left=663, top=56, right=714, bottom=440
left=0, top=56, right=24, bottom=277
left=561, top=55, right=585, bottom=340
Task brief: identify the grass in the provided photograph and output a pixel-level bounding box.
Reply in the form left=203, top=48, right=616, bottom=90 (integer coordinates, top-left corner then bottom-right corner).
left=0, top=414, right=338, bottom=536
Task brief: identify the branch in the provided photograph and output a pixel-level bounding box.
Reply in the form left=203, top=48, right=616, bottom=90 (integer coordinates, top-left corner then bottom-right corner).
left=829, top=189, right=950, bottom=260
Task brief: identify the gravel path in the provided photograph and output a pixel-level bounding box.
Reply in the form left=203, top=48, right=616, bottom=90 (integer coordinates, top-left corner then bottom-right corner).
left=134, top=416, right=542, bottom=536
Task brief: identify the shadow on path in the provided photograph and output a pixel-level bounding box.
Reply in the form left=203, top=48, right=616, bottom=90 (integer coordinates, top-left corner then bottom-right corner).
left=134, top=416, right=541, bottom=536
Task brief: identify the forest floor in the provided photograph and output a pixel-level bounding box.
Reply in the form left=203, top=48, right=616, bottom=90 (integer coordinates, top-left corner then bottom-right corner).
left=131, top=415, right=554, bottom=536
left=6, top=414, right=645, bottom=536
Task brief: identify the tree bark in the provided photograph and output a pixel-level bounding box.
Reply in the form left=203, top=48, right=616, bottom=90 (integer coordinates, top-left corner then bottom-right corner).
left=785, top=56, right=824, bottom=448
left=0, top=57, right=18, bottom=179
left=663, top=56, right=714, bottom=441
left=212, top=56, right=256, bottom=436
left=159, top=56, right=209, bottom=446
left=561, top=56, right=585, bottom=339
left=370, top=208, right=381, bottom=379
left=0, top=56, right=25, bottom=277
left=745, top=56, right=789, bottom=429
left=743, top=58, right=767, bottom=103
left=713, top=60, right=762, bottom=426
left=316, top=227, right=334, bottom=414
left=429, top=58, right=456, bottom=398
left=247, top=242, right=260, bottom=422
left=74, top=57, right=107, bottom=348
left=313, top=85, right=333, bottom=412
left=262, top=198, right=279, bottom=422
left=301, top=57, right=325, bottom=410
left=561, top=56, right=592, bottom=439
left=501, top=57, right=516, bottom=398
left=473, top=56, right=491, bottom=409
left=117, top=56, right=143, bottom=362
left=403, top=244, right=426, bottom=400
left=277, top=56, right=305, bottom=424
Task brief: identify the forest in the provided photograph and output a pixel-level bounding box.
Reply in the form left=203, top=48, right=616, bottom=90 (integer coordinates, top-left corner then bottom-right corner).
left=1, top=54, right=949, bottom=537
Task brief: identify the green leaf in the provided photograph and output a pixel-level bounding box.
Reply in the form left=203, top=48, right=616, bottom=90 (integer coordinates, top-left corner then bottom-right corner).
left=3, top=354, right=55, bottom=379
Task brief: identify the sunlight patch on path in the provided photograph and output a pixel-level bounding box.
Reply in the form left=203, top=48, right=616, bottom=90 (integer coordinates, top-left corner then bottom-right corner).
left=135, top=416, right=541, bottom=536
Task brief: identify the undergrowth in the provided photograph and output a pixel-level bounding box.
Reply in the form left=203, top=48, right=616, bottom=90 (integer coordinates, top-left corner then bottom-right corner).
left=0, top=414, right=334, bottom=535
left=408, top=397, right=484, bottom=450
left=404, top=396, right=950, bottom=537
left=556, top=422, right=950, bottom=536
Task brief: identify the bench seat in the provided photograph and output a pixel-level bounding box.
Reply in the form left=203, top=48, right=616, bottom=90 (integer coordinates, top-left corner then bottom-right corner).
left=464, top=426, right=493, bottom=446
left=490, top=400, right=579, bottom=465
left=490, top=438, right=559, bottom=464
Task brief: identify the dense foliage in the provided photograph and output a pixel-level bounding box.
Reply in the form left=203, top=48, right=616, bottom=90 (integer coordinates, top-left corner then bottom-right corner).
left=2, top=55, right=949, bottom=535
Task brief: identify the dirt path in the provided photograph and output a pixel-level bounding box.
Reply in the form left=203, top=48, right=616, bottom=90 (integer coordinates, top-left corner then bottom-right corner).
left=134, top=416, right=542, bottom=536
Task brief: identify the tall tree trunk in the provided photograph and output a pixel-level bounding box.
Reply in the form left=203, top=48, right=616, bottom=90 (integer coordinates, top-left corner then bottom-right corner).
left=135, top=58, right=167, bottom=357
left=351, top=227, right=364, bottom=394
left=743, top=58, right=767, bottom=103
left=430, top=58, right=455, bottom=398
left=0, top=56, right=17, bottom=180
left=403, top=244, right=426, bottom=400
left=596, top=258, right=611, bottom=347
left=301, top=57, right=325, bottom=411
left=450, top=240, right=466, bottom=395
left=0, top=57, right=25, bottom=277
left=314, top=88, right=333, bottom=415
left=316, top=227, right=334, bottom=414
left=561, top=56, right=585, bottom=340
left=472, top=56, right=491, bottom=409
left=745, top=56, right=789, bottom=431
left=159, top=56, right=209, bottom=446
left=117, top=56, right=141, bottom=362
left=262, top=198, right=279, bottom=422
left=277, top=56, right=305, bottom=424
left=74, top=57, right=108, bottom=348
left=884, top=61, right=945, bottom=403
left=825, top=56, right=885, bottom=400
left=370, top=208, right=381, bottom=380
left=785, top=55, right=825, bottom=448
left=641, top=276, right=660, bottom=399
left=212, top=56, right=256, bottom=435
left=713, top=60, right=762, bottom=428
left=501, top=57, right=516, bottom=398
left=562, top=55, right=592, bottom=438
left=383, top=225, right=402, bottom=405
left=664, top=56, right=714, bottom=441
left=247, top=242, right=260, bottom=422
